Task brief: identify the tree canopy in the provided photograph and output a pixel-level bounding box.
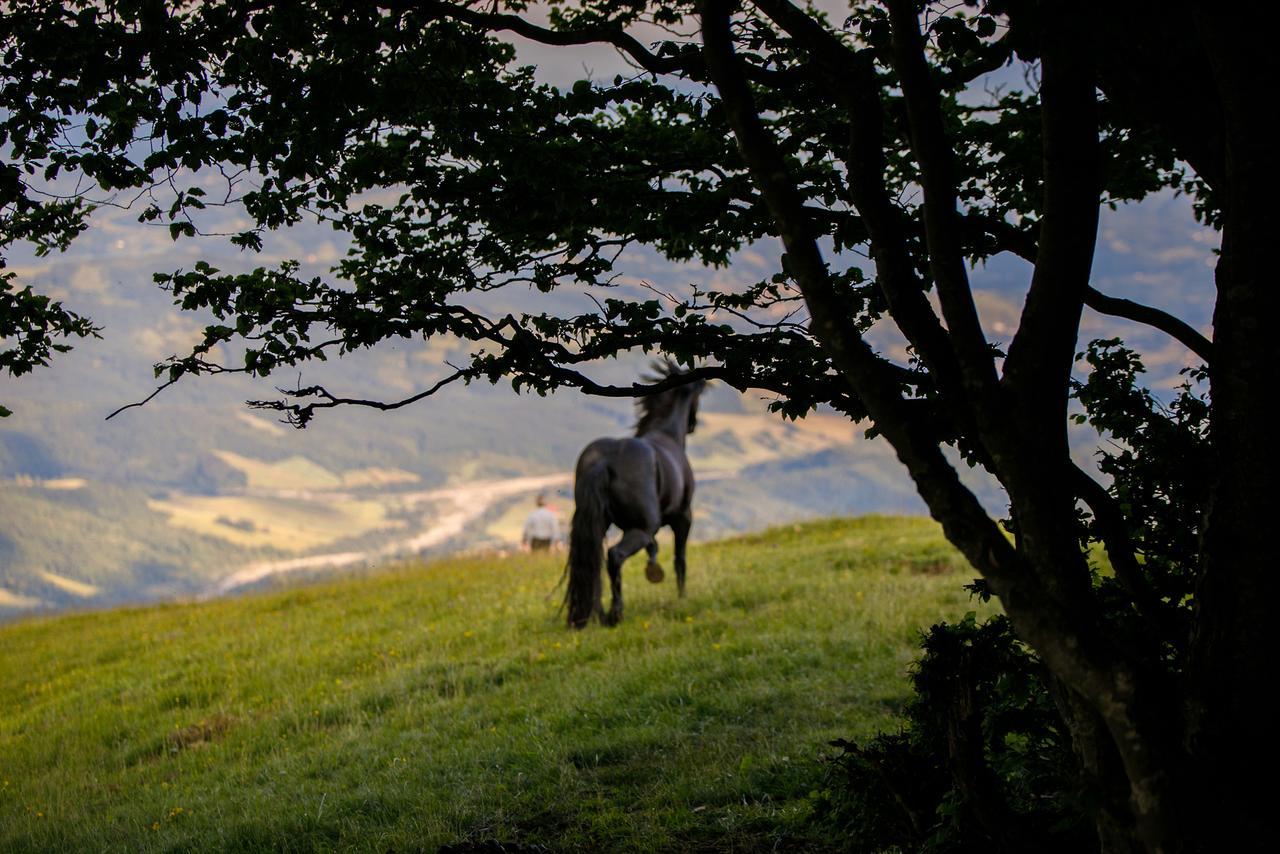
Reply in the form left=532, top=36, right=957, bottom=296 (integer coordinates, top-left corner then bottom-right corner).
left=3, top=2, right=1273, bottom=851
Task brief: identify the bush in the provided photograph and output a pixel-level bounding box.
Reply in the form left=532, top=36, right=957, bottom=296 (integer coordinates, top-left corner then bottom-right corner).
left=816, top=614, right=1091, bottom=853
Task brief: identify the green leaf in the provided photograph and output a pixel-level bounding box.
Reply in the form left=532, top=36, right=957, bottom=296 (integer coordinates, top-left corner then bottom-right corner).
left=168, top=222, right=196, bottom=241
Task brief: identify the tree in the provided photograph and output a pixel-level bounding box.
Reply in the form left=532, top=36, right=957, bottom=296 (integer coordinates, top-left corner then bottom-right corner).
left=1, top=2, right=1270, bottom=849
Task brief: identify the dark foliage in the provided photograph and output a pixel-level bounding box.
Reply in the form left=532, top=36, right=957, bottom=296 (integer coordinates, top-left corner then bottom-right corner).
left=1071, top=339, right=1209, bottom=654
left=820, top=615, right=1088, bottom=853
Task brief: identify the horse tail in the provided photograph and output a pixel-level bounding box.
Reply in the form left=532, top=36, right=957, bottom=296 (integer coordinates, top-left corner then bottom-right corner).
left=565, top=461, right=609, bottom=629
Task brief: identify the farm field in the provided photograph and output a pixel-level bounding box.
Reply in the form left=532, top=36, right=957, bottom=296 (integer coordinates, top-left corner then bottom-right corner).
left=0, top=516, right=992, bottom=852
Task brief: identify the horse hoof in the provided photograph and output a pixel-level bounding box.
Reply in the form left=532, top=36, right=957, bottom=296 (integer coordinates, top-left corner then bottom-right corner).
left=603, top=610, right=622, bottom=627
left=645, top=561, right=665, bottom=583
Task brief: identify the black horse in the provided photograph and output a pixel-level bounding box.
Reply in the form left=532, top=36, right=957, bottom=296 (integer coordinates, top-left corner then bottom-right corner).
left=565, top=367, right=706, bottom=628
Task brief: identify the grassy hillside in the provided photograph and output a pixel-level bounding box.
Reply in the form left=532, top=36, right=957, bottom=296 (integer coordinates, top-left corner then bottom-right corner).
left=0, top=516, right=991, bottom=852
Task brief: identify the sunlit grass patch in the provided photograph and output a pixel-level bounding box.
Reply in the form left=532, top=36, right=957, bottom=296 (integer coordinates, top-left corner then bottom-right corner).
left=211, top=450, right=344, bottom=492
left=147, top=494, right=401, bottom=551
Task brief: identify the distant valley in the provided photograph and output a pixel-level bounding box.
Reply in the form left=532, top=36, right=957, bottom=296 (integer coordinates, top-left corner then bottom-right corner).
left=1, top=386, right=958, bottom=616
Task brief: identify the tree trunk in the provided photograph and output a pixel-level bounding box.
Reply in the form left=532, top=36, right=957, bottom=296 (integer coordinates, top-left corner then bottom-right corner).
left=1049, top=680, right=1143, bottom=854
left=1186, top=12, right=1278, bottom=847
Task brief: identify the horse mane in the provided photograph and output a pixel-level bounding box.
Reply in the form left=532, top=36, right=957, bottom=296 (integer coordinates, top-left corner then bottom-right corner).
left=634, top=361, right=700, bottom=437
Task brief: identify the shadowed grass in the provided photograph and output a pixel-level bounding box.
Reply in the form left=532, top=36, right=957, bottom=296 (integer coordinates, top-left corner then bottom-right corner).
left=0, top=516, right=991, bottom=852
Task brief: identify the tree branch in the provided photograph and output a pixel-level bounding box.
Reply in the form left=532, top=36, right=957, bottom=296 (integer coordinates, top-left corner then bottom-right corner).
left=886, top=0, right=1000, bottom=399
left=937, top=31, right=1015, bottom=88
left=1084, top=287, right=1213, bottom=365
left=975, top=0, right=1102, bottom=655
left=103, top=376, right=181, bottom=421
left=751, top=0, right=974, bottom=426
left=1070, top=463, right=1182, bottom=642
left=398, top=0, right=686, bottom=76
left=250, top=368, right=474, bottom=428
left=750, top=0, right=1017, bottom=481
left=1000, top=12, right=1100, bottom=421
left=748, top=0, right=860, bottom=75
left=247, top=359, right=839, bottom=430
left=971, top=214, right=1214, bottom=365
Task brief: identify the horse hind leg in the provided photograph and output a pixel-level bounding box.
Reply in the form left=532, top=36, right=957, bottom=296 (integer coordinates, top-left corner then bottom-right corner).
left=671, top=510, right=691, bottom=598
left=644, top=540, right=665, bottom=584
left=605, top=528, right=654, bottom=626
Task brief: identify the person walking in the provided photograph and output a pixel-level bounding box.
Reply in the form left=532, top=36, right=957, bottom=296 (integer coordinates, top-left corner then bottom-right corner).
left=522, top=493, right=561, bottom=552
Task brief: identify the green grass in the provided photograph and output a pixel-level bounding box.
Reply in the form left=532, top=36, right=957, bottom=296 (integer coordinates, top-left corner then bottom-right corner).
left=0, top=516, right=991, bottom=852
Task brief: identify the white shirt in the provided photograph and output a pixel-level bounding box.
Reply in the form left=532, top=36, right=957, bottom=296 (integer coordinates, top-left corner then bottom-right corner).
left=522, top=506, right=561, bottom=542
